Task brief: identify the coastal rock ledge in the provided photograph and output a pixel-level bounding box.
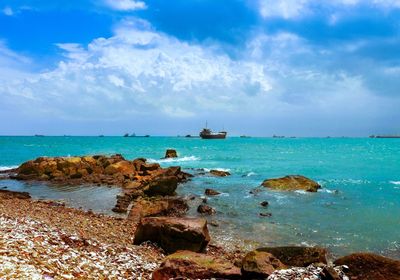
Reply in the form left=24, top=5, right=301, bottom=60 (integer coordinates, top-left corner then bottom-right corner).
left=262, top=175, right=321, bottom=192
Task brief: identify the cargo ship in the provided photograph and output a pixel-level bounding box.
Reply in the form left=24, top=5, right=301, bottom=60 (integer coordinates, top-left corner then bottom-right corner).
left=199, top=123, right=227, bottom=139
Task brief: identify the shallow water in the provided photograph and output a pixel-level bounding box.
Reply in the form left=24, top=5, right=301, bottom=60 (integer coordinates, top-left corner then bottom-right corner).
left=0, top=136, right=399, bottom=257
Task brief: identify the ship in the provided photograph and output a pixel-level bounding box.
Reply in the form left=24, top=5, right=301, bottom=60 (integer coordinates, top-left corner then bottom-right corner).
left=370, top=135, right=400, bottom=138
left=199, top=123, right=227, bottom=139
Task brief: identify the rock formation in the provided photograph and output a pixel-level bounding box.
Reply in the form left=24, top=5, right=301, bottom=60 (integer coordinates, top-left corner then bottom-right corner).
left=262, top=175, right=321, bottom=192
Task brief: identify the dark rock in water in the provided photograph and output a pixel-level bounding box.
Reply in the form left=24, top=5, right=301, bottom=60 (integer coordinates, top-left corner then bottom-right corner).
left=205, top=188, right=220, bottom=196
left=257, top=246, right=327, bottom=267
left=241, top=250, right=286, bottom=278
left=334, top=253, right=400, bottom=280
left=197, top=204, right=216, bottom=215
left=144, top=175, right=178, bottom=196
left=202, top=197, right=207, bottom=203
left=259, top=212, right=272, bottom=217
left=152, top=250, right=242, bottom=280
left=210, top=170, right=231, bottom=177
left=0, top=189, right=31, bottom=199
left=133, top=217, right=210, bottom=253
left=128, top=197, right=188, bottom=222
left=261, top=175, right=321, bottom=192
left=164, top=149, right=178, bottom=158
left=260, top=201, right=269, bottom=207
left=250, top=188, right=262, bottom=195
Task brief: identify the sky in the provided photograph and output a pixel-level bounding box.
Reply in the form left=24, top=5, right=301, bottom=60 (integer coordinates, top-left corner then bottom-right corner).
left=0, top=0, right=400, bottom=136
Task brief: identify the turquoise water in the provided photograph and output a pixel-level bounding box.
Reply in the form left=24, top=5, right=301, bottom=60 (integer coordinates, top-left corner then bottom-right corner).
left=0, top=136, right=399, bottom=258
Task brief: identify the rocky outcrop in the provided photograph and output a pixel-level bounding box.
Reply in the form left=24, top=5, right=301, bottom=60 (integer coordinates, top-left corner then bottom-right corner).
left=210, top=170, right=231, bottom=177
left=261, top=175, right=321, bottom=192
left=128, top=197, right=188, bottom=222
left=205, top=188, right=221, bottom=196
left=164, top=149, right=178, bottom=158
left=197, top=204, right=216, bottom=215
left=0, top=189, right=31, bottom=199
left=152, top=251, right=241, bottom=280
left=133, top=217, right=210, bottom=253
left=241, top=250, right=286, bottom=278
left=334, top=252, right=400, bottom=280
left=13, top=155, right=192, bottom=213
left=257, top=246, right=327, bottom=267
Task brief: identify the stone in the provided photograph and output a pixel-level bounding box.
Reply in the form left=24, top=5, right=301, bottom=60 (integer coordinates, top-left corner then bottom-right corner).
left=197, top=204, right=216, bottom=215
left=257, top=246, right=327, bottom=267
left=262, top=175, right=321, bottom=192
left=260, top=201, right=269, bottom=207
left=0, top=189, right=31, bottom=199
left=152, top=250, right=242, bottom=280
left=144, top=176, right=178, bottom=196
left=133, top=217, right=210, bottom=253
left=241, top=250, right=286, bottom=278
left=210, top=170, right=231, bottom=177
left=259, top=212, right=272, bottom=217
left=104, top=161, right=135, bottom=176
left=164, top=149, right=178, bottom=158
left=321, top=266, right=341, bottom=280
left=334, top=252, right=400, bottom=280
left=205, top=188, right=221, bottom=196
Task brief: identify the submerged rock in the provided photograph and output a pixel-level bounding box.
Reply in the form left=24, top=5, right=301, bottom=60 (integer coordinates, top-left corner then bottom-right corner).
left=197, top=204, right=216, bottom=215
left=262, top=175, right=321, bottom=192
left=164, top=149, right=178, bottom=158
left=334, top=252, right=400, bottom=280
left=241, top=250, right=286, bottom=278
left=210, top=169, right=231, bottom=177
left=152, top=250, right=241, bottom=280
left=257, top=246, right=328, bottom=267
left=205, top=188, right=221, bottom=196
left=133, top=217, right=210, bottom=253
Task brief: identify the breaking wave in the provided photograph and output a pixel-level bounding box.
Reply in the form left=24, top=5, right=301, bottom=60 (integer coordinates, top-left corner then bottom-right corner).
left=149, top=156, right=200, bottom=163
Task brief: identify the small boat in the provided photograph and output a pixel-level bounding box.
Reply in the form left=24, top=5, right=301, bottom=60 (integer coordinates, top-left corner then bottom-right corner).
left=240, top=135, right=251, bottom=138
left=370, top=135, right=400, bottom=138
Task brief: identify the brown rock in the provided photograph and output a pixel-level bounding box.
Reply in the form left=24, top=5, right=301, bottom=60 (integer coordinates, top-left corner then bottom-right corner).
left=152, top=250, right=242, bottom=280
left=334, top=253, right=400, bottom=280
left=262, top=175, right=321, bottom=192
left=205, top=188, right=221, bottom=196
left=197, top=204, right=216, bottom=215
left=321, top=266, right=341, bottom=280
left=133, top=217, right=210, bottom=253
left=0, top=189, right=31, bottom=199
left=164, top=149, right=178, bottom=158
left=210, top=169, right=231, bottom=177
left=257, top=246, right=327, bottom=267
left=104, top=161, right=135, bottom=176
left=241, top=250, right=286, bottom=278
left=144, top=176, right=178, bottom=196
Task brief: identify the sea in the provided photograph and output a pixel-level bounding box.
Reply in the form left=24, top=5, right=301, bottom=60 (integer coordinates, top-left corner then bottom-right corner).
left=0, top=136, right=399, bottom=258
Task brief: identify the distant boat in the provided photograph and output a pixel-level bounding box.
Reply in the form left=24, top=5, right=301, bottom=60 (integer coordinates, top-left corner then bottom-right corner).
left=370, top=135, right=400, bottom=138
left=272, top=135, right=285, bottom=138
left=123, top=133, right=129, bottom=137
left=99, top=135, right=104, bottom=137
left=240, top=135, right=251, bottom=138
left=199, top=125, right=227, bottom=139
left=34, top=134, right=45, bottom=137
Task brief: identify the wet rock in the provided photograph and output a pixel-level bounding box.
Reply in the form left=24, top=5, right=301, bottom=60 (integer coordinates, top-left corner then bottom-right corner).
left=152, top=250, right=242, bottom=280
left=197, top=204, right=216, bottom=215
left=0, top=189, right=31, bottom=199
left=262, top=175, right=321, bottom=192
left=267, top=265, right=349, bottom=280
left=259, top=212, right=272, bottom=217
left=257, top=246, right=327, bottom=267
left=205, top=188, right=221, bottom=196
left=164, top=149, right=178, bottom=158
left=321, top=265, right=341, bottom=280
left=210, top=170, right=231, bottom=177
left=241, top=250, right=286, bottom=278
left=144, top=176, right=178, bottom=196
left=334, top=252, right=400, bottom=280
left=133, top=217, right=211, bottom=253
left=260, top=201, right=269, bottom=207
left=128, top=197, right=188, bottom=222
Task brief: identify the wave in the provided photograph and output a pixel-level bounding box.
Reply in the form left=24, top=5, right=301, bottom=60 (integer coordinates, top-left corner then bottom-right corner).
left=0, top=166, right=18, bottom=171
left=148, top=156, right=200, bottom=163
left=246, top=172, right=257, bottom=177
left=390, top=181, right=400, bottom=185
left=203, top=167, right=231, bottom=172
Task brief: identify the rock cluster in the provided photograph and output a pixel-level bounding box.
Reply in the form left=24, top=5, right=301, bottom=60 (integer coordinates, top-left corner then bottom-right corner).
left=262, top=175, right=321, bottom=192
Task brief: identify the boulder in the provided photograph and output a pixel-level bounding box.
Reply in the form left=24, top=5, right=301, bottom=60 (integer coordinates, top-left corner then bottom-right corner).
left=205, top=188, right=221, bottom=196
left=257, top=246, right=327, bottom=267
left=133, top=217, right=210, bottom=253
left=262, top=175, right=321, bottom=192
left=164, top=149, right=178, bottom=158
left=128, top=197, right=188, bottom=222
left=260, top=201, right=269, bottom=207
left=210, top=170, right=231, bottom=177
left=0, top=189, right=31, bottom=199
left=241, top=250, right=286, bottom=278
left=104, top=161, right=135, bottom=176
left=334, top=253, right=400, bottom=280
left=144, top=175, right=178, bottom=196
left=197, top=204, right=216, bottom=215
left=152, top=250, right=241, bottom=280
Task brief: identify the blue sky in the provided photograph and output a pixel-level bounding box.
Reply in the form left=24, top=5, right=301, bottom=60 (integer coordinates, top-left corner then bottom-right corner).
left=1, top=0, right=400, bottom=136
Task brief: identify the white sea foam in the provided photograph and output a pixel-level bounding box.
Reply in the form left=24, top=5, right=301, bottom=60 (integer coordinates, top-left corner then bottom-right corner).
left=246, top=172, right=257, bottom=177
left=390, top=181, right=400, bottom=185
left=294, top=190, right=309, bottom=194
left=319, top=188, right=335, bottom=194
left=149, top=156, right=200, bottom=163
left=203, top=167, right=231, bottom=172
left=0, top=166, right=18, bottom=171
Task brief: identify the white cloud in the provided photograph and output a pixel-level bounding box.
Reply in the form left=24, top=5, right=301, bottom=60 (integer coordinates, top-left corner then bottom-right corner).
left=2, top=6, right=13, bottom=16
left=104, top=0, right=147, bottom=11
